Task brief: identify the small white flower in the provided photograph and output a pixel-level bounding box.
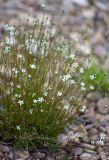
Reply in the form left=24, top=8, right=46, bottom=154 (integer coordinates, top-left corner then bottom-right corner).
left=43, top=91, right=48, bottom=96
left=80, top=68, right=84, bottom=73
left=97, top=139, right=104, bottom=146
left=30, top=64, right=36, bottom=69
left=64, top=104, right=70, bottom=110
left=18, top=100, right=24, bottom=106
left=80, top=105, right=86, bottom=112
left=4, top=24, right=15, bottom=37
left=70, top=54, right=75, bottom=60
left=33, top=99, right=38, bottom=103
left=14, top=69, right=19, bottom=74
left=28, top=74, right=32, bottom=78
left=70, top=79, right=76, bottom=85
left=33, top=97, right=44, bottom=103
left=90, top=75, right=95, bottom=80
left=21, top=69, right=26, bottom=73
left=57, top=91, right=62, bottom=97
left=25, top=38, right=37, bottom=55
left=12, top=68, right=16, bottom=72
left=48, top=86, right=52, bottom=90
left=29, top=109, right=33, bottom=114
left=41, top=3, right=45, bottom=8
left=80, top=82, right=85, bottom=86
left=6, top=36, right=16, bottom=45
left=17, top=85, right=21, bottom=88
left=81, top=87, right=86, bottom=91
left=4, top=46, right=10, bottom=54
left=100, top=133, right=105, bottom=139
left=72, top=62, right=79, bottom=68
left=61, top=74, right=71, bottom=82
left=91, top=141, right=95, bottom=144
left=6, top=89, right=10, bottom=95
left=16, top=125, right=20, bottom=131
left=12, top=68, right=19, bottom=74
left=75, top=132, right=81, bottom=137
left=38, top=97, right=44, bottom=103
left=4, top=24, right=15, bottom=31
left=41, top=109, right=44, bottom=112
left=10, top=82, right=14, bottom=86
left=17, top=54, right=23, bottom=58
left=90, top=85, right=94, bottom=90
left=15, top=94, right=21, bottom=98
left=32, top=93, right=36, bottom=97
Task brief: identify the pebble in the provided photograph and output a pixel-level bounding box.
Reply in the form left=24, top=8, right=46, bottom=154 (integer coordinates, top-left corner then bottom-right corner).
left=84, top=149, right=96, bottom=154
left=68, top=131, right=79, bottom=142
left=95, top=0, right=109, bottom=11
left=0, top=152, right=4, bottom=158
left=80, top=153, right=97, bottom=160
left=0, top=144, right=11, bottom=153
left=71, top=147, right=83, bottom=156
left=98, top=147, right=107, bottom=160
left=71, top=0, right=89, bottom=7
left=88, top=128, right=98, bottom=141
left=13, top=150, right=29, bottom=160
left=81, top=143, right=95, bottom=150
left=97, top=98, right=109, bottom=115
left=90, top=135, right=98, bottom=142
left=95, top=45, right=107, bottom=59
left=88, top=128, right=98, bottom=135
left=58, top=134, right=68, bottom=147
left=30, top=152, right=46, bottom=159
left=86, top=92, right=102, bottom=102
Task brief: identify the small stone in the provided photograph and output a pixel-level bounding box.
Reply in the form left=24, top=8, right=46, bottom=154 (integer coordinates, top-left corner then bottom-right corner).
left=68, top=131, right=79, bottom=142
left=88, top=128, right=98, bottom=141
left=92, top=29, right=105, bottom=45
left=103, top=56, right=109, bottom=70
left=95, top=45, right=107, bottom=59
left=72, top=0, right=89, bottom=7
left=81, top=135, right=90, bottom=143
left=97, top=98, right=109, bottom=115
left=8, top=151, right=13, bottom=159
left=47, top=157, right=55, bottom=160
left=71, top=147, right=83, bottom=156
left=80, top=153, right=97, bottom=160
left=106, top=126, right=109, bottom=134
left=64, top=127, right=70, bottom=134
left=95, top=0, right=109, bottom=11
left=89, top=128, right=98, bottom=135
left=13, top=150, right=29, bottom=160
left=82, top=8, right=95, bottom=19
left=81, top=143, right=95, bottom=150
left=30, top=152, right=46, bottom=159
left=56, top=149, right=67, bottom=160
left=86, top=92, right=102, bottom=102
left=98, top=147, right=107, bottom=160
left=0, top=144, right=11, bottom=153
left=58, top=134, right=68, bottom=147
left=0, top=152, right=4, bottom=158
left=89, top=134, right=98, bottom=142
left=84, top=149, right=96, bottom=154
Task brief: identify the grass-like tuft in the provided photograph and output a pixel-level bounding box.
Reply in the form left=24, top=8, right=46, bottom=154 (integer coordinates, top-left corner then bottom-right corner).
left=0, top=19, right=107, bottom=149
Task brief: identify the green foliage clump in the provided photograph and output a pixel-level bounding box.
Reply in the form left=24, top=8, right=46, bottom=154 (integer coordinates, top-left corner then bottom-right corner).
left=82, top=64, right=109, bottom=93
left=0, top=19, right=106, bottom=149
